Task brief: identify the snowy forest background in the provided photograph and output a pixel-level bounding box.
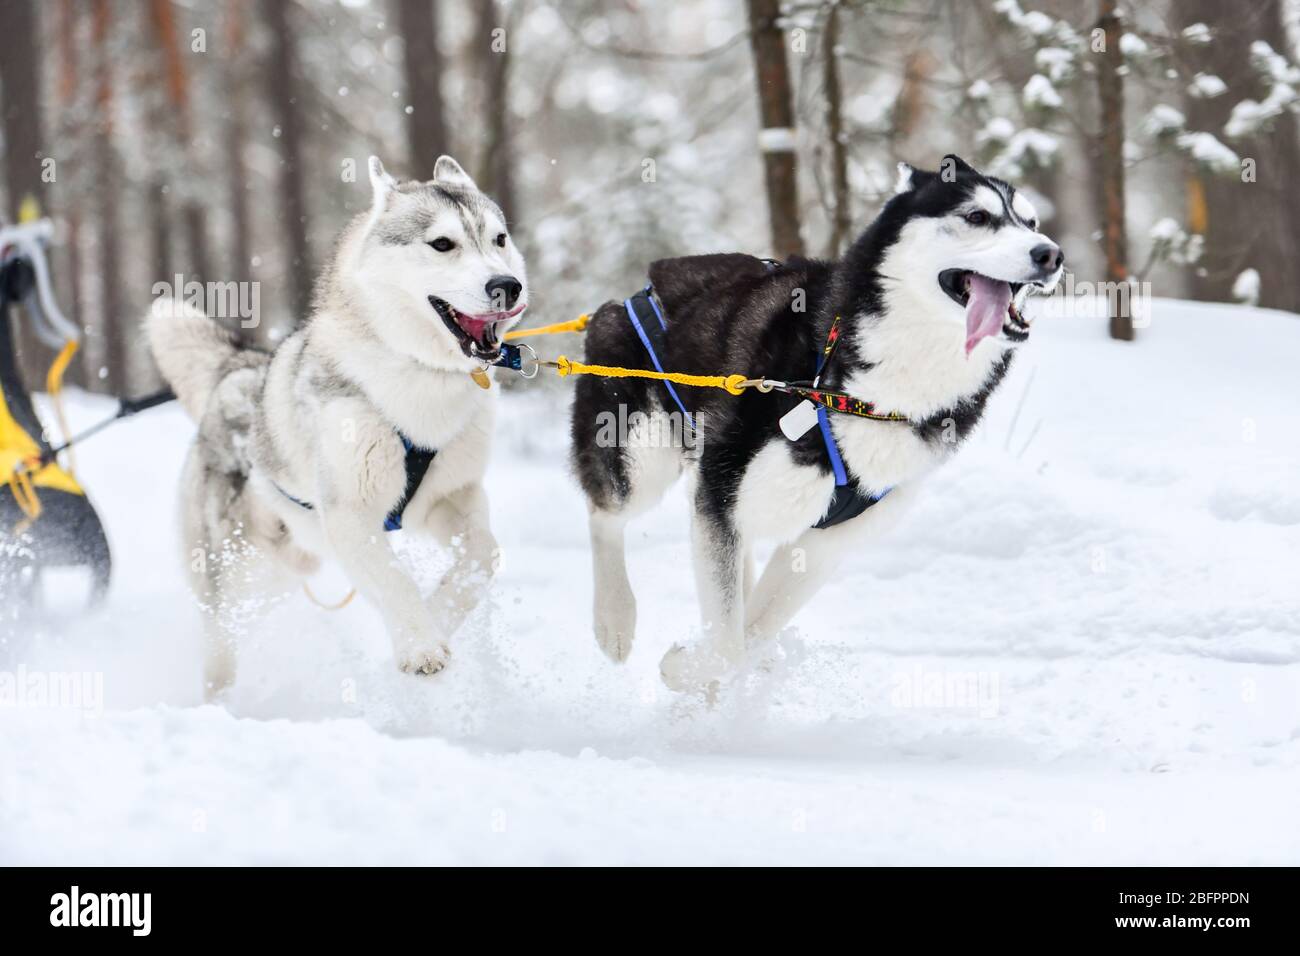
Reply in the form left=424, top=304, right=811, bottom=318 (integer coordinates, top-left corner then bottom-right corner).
left=2, top=0, right=1299, bottom=397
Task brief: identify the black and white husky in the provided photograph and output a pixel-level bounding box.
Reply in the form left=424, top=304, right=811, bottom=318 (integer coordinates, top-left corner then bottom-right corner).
left=571, top=155, right=1064, bottom=692
left=148, top=156, right=527, bottom=699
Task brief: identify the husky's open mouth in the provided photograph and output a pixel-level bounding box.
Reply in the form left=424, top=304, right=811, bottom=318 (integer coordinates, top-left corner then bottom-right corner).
left=428, top=296, right=526, bottom=359
left=938, top=269, right=1029, bottom=355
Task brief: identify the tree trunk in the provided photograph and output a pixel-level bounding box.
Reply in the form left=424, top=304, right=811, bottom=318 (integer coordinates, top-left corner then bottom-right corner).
left=822, top=3, right=850, bottom=257
left=224, top=0, right=252, bottom=293
left=64, top=218, right=89, bottom=391
left=1096, top=0, right=1131, bottom=340
left=397, top=0, right=449, bottom=174
left=56, top=0, right=87, bottom=390
left=0, top=0, right=62, bottom=391
left=888, top=50, right=934, bottom=160
left=746, top=0, right=804, bottom=259
left=260, top=0, right=313, bottom=322
left=0, top=0, right=45, bottom=220
left=92, top=0, right=127, bottom=396
left=183, top=205, right=210, bottom=284
left=149, top=179, right=172, bottom=290
left=142, top=3, right=173, bottom=292
left=149, top=0, right=210, bottom=288
left=474, top=0, right=515, bottom=219
left=1177, top=0, right=1300, bottom=312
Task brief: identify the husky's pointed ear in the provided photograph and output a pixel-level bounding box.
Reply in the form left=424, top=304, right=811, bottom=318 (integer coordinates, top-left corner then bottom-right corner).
left=369, top=156, right=397, bottom=207
left=896, top=160, right=941, bottom=194
left=895, top=162, right=919, bottom=194
left=939, top=154, right=977, bottom=181
left=433, top=155, right=478, bottom=190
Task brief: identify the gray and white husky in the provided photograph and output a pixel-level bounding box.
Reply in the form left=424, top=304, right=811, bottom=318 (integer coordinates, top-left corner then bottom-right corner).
left=570, top=155, right=1064, bottom=693
left=149, top=156, right=527, bottom=699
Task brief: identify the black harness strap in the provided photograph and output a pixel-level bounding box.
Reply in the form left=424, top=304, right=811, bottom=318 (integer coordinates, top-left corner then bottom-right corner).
left=273, top=432, right=436, bottom=533
left=385, top=436, right=436, bottom=531
left=813, top=481, right=883, bottom=529
left=627, top=288, right=669, bottom=360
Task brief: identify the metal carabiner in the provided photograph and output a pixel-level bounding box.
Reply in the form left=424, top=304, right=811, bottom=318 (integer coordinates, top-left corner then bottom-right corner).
left=516, top=342, right=540, bottom=379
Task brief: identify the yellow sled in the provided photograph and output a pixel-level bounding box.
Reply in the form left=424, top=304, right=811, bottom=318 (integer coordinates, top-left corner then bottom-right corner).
left=0, top=212, right=111, bottom=607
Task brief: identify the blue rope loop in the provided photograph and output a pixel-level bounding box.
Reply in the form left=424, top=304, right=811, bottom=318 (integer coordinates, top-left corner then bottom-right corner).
left=623, top=288, right=696, bottom=432
left=816, top=407, right=850, bottom=487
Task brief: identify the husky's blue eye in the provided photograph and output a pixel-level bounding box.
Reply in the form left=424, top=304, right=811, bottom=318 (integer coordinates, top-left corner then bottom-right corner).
left=495, top=233, right=507, bottom=248
left=428, top=237, right=455, bottom=252
left=965, top=210, right=990, bottom=226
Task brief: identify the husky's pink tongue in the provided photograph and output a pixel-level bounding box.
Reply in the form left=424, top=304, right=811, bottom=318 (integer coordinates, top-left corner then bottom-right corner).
left=965, top=274, right=1011, bottom=355
left=458, top=314, right=497, bottom=341
left=458, top=303, right=526, bottom=345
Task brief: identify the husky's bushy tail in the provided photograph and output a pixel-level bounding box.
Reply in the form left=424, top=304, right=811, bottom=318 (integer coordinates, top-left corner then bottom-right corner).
left=146, top=298, right=246, bottom=421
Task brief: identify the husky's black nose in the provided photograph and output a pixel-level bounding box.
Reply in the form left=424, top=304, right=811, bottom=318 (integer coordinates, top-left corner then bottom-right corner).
left=1031, top=242, right=1064, bottom=272
left=485, top=275, right=523, bottom=311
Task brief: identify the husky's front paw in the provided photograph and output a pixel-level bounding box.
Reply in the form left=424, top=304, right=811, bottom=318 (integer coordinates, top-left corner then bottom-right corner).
left=659, top=643, right=730, bottom=694
left=594, top=612, right=636, bottom=663
left=202, top=676, right=233, bottom=705
left=398, top=644, right=451, bottom=676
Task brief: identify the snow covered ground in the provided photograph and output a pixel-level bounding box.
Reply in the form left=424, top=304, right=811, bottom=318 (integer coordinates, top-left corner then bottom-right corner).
left=1, top=297, right=1298, bottom=865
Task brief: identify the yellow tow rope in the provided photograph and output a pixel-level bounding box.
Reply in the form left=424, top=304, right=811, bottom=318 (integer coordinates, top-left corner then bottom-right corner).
left=47, top=339, right=80, bottom=476
left=549, top=356, right=750, bottom=396
left=503, top=314, right=590, bottom=340
left=497, top=311, right=909, bottom=420
left=7, top=467, right=41, bottom=533
left=302, top=581, right=357, bottom=611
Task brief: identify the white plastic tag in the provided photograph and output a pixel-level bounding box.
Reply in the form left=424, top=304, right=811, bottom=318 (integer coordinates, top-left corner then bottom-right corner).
left=779, top=400, right=819, bottom=441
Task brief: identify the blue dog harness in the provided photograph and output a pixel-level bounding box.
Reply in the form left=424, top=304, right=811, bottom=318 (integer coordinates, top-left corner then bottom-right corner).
left=268, top=343, right=535, bottom=533
left=273, top=432, right=436, bottom=532
left=809, top=338, right=890, bottom=530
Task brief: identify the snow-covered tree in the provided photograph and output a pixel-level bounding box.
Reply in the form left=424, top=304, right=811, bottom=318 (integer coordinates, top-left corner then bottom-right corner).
left=980, top=0, right=1299, bottom=335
